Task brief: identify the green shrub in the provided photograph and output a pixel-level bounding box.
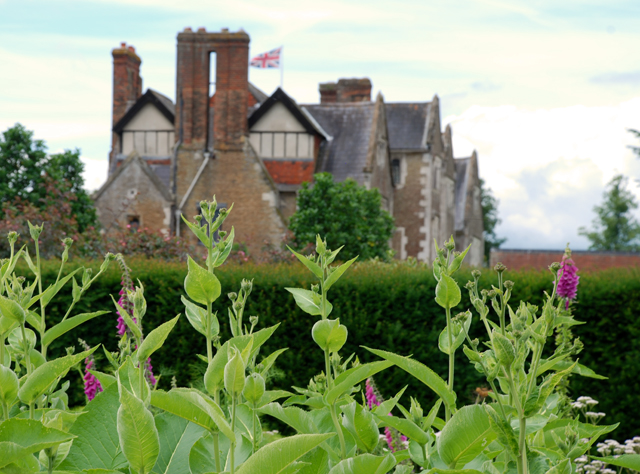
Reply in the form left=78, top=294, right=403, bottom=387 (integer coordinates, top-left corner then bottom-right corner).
left=29, top=258, right=640, bottom=440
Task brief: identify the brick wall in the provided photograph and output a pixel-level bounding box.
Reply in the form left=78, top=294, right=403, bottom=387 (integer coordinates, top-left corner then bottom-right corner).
left=318, top=78, right=371, bottom=103
left=263, top=160, right=315, bottom=185
left=175, top=28, right=249, bottom=150
left=490, top=249, right=640, bottom=271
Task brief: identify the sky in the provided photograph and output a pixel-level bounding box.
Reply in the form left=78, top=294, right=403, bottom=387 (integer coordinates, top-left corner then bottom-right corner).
left=1, top=0, right=640, bottom=250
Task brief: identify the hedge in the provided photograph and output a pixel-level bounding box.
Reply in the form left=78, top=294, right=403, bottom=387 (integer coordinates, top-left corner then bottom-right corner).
left=18, top=258, right=640, bottom=440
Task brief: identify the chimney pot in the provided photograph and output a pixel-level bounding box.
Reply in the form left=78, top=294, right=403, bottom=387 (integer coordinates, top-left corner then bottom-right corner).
left=221, top=27, right=229, bottom=32
left=128, top=46, right=135, bottom=53
left=120, top=42, right=126, bottom=48
left=197, top=27, right=206, bottom=32
left=184, top=27, right=192, bottom=32
left=335, top=78, right=372, bottom=103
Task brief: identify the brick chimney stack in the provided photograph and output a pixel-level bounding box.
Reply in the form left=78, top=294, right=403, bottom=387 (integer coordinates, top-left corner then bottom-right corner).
left=109, top=42, right=142, bottom=173
left=319, top=78, right=372, bottom=103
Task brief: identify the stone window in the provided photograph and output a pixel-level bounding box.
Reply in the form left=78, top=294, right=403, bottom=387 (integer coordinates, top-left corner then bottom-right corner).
left=127, top=215, right=140, bottom=232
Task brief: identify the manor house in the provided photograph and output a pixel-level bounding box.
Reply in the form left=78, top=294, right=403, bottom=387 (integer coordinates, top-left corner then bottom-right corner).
left=93, top=27, right=484, bottom=265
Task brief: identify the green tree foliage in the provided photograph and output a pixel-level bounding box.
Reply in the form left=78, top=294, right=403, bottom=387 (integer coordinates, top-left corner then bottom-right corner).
left=0, top=123, right=97, bottom=232
left=579, top=174, right=640, bottom=251
left=289, top=173, right=395, bottom=260
left=480, top=178, right=506, bottom=263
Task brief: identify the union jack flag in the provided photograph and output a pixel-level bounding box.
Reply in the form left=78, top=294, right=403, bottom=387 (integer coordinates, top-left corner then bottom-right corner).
left=250, top=47, right=282, bottom=69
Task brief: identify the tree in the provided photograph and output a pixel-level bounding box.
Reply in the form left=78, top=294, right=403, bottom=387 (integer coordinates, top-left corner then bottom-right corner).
left=289, top=173, right=395, bottom=260
left=480, top=178, right=506, bottom=263
left=0, top=123, right=97, bottom=232
left=578, top=174, right=640, bottom=251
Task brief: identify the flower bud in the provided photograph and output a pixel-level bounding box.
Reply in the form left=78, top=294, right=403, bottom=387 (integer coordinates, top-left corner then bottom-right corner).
left=444, top=237, right=455, bottom=252
left=28, top=221, right=43, bottom=242
left=493, top=262, right=506, bottom=273
left=464, top=281, right=475, bottom=291
left=503, top=280, right=514, bottom=290
left=228, top=292, right=238, bottom=302
left=316, top=235, right=326, bottom=256
left=194, top=215, right=203, bottom=224
left=82, top=268, right=93, bottom=286
left=7, top=231, right=18, bottom=246
left=310, top=284, right=320, bottom=293
left=232, top=300, right=244, bottom=313
left=549, top=262, right=561, bottom=273
left=218, top=230, right=227, bottom=239
left=471, top=270, right=481, bottom=279
left=249, top=315, right=259, bottom=326
left=410, top=397, right=423, bottom=423
left=241, top=279, right=253, bottom=296
left=312, top=319, right=348, bottom=353
left=242, top=373, right=265, bottom=405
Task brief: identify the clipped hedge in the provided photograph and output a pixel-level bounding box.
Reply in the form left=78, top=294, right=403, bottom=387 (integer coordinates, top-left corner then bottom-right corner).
left=24, top=258, right=640, bottom=440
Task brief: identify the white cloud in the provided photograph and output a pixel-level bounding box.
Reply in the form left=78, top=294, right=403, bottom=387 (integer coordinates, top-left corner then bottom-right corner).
left=445, top=98, right=640, bottom=249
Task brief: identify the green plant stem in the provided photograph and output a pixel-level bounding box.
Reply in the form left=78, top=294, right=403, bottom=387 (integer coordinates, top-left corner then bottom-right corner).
left=0, top=333, right=5, bottom=368
left=47, top=451, right=54, bottom=474
left=61, top=299, right=77, bottom=323
left=35, top=238, right=47, bottom=359
left=330, top=402, right=347, bottom=460
left=252, top=403, right=258, bottom=454
left=139, top=358, right=145, bottom=400
left=206, top=302, right=213, bottom=363
left=1, top=401, right=8, bottom=421
left=505, top=369, right=527, bottom=474
left=525, top=343, right=543, bottom=402
left=212, top=431, right=221, bottom=473
left=445, top=306, right=454, bottom=422
left=230, top=395, right=237, bottom=474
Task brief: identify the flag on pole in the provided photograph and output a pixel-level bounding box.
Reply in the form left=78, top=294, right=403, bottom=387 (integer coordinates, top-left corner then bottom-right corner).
left=250, top=47, right=282, bottom=69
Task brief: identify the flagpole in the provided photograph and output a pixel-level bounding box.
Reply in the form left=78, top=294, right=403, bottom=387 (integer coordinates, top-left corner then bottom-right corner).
left=280, top=46, right=284, bottom=89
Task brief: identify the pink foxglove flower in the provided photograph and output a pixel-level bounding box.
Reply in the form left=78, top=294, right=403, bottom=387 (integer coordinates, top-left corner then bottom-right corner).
left=557, top=244, right=579, bottom=309
left=365, top=378, right=407, bottom=452
left=83, top=358, right=103, bottom=401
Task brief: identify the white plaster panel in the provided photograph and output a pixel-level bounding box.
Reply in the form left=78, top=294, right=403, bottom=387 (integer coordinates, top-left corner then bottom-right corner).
left=123, top=103, right=173, bottom=131
left=251, top=102, right=306, bottom=132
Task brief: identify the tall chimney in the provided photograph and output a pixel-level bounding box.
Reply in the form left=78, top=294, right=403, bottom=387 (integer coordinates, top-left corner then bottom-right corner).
left=319, top=82, right=337, bottom=103
left=112, top=42, right=142, bottom=126
left=336, top=78, right=371, bottom=102
left=109, top=42, right=142, bottom=173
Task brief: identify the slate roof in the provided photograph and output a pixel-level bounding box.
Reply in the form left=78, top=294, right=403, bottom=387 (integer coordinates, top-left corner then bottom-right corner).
left=454, top=157, right=470, bottom=231
left=303, top=103, right=375, bottom=185
left=385, top=102, right=430, bottom=150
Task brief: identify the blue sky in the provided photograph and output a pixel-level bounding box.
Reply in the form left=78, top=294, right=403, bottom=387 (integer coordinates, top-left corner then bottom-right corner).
left=2, top=0, right=640, bottom=249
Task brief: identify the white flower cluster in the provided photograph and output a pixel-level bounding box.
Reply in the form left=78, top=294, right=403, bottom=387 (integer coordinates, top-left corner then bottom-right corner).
left=575, top=437, right=640, bottom=473
left=572, top=396, right=599, bottom=410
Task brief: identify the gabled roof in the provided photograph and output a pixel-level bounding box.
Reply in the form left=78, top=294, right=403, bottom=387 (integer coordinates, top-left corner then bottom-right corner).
left=303, top=102, right=375, bottom=185
left=385, top=102, right=431, bottom=150
left=113, top=89, right=175, bottom=133
left=93, top=151, right=173, bottom=203
left=454, top=151, right=479, bottom=232
left=248, top=82, right=269, bottom=104
left=248, top=88, right=327, bottom=137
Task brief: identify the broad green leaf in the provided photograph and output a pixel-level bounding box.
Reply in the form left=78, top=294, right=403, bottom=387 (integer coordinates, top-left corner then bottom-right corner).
left=425, top=470, right=484, bottom=474
left=18, top=346, right=97, bottom=405
left=492, top=332, right=515, bottom=367
left=288, top=247, right=323, bottom=279
left=243, top=373, right=266, bottom=405
left=524, top=362, right=576, bottom=417
left=136, top=315, right=180, bottom=365
left=258, top=403, right=317, bottom=434
left=257, top=390, right=294, bottom=408
left=325, top=360, right=393, bottom=405
left=25, top=310, right=42, bottom=333
left=592, top=455, right=640, bottom=470
left=184, top=256, right=221, bottom=305
left=438, top=315, right=471, bottom=355
left=180, top=296, right=207, bottom=336
left=324, top=257, right=357, bottom=291
left=549, top=360, right=606, bottom=380
left=181, top=215, right=210, bottom=248
left=8, top=326, right=36, bottom=353
left=38, top=269, right=81, bottom=309
left=111, top=296, right=142, bottom=340
left=58, top=384, right=128, bottom=470
left=211, top=227, right=235, bottom=268
left=435, top=274, right=461, bottom=309
left=0, top=296, right=25, bottom=324
left=447, top=244, right=471, bottom=274
left=364, top=347, right=456, bottom=412
left=341, top=402, right=379, bottom=453
left=437, top=405, right=496, bottom=469
left=43, top=311, right=109, bottom=347
left=327, top=453, right=396, bottom=474
left=189, top=429, right=252, bottom=474
left=224, top=348, right=246, bottom=395
left=117, top=386, right=160, bottom=474
left=89, top=370, right=117, bottom=390
left=375, top=414, right=429, bottom=445
left=285, top=288, right=321, bottom=316
left=374, top=386, right=407, bottom=417
left=0, top=418, right=75, bottom=469
left=235, top=433, right=334, bottom=474
left=0, top=315, right=17, bottom=337
left=486, top=405, right=518, bottom=457
left=258, top=348, right=288, bottom=377
left=0, top=365, right=19, bottom=406
left=151, top=412, right=206, bottom=474
left=151, top=388, right=235, bottom=441
left=546, top=459, right=570, bottom=474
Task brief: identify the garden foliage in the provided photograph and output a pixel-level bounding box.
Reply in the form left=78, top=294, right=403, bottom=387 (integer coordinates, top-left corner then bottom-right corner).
left=1, top=200, right=639, bottom=474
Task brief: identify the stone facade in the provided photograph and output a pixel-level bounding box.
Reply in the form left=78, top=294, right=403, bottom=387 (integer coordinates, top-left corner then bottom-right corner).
left=94, top=27, right=485, bottom=264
